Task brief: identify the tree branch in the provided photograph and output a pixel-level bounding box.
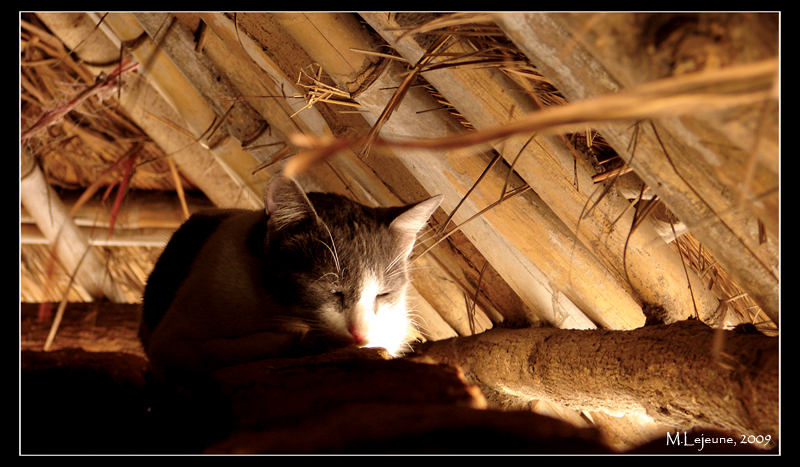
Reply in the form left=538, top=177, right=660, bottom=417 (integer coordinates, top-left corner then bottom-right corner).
left=414, top=320, right=777, bottom=438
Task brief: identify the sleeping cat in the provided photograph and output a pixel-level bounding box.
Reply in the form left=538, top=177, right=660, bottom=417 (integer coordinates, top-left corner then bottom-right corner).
left=140, top=175, right=441, bottom=381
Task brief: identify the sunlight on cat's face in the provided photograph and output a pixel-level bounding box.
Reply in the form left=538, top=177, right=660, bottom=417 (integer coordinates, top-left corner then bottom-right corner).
left=316, top=269, right=412, bottom=357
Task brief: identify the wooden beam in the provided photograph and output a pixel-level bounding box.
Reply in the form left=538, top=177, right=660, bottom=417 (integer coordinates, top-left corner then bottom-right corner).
left=20, top=149, right=126, bottom=302
left=21, top=190, right=214, bottom=230
left=21, top=224, right=173, bottom=247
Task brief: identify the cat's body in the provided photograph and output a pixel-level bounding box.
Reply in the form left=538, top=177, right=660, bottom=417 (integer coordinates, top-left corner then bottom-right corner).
left=140, top=175, right=441, bottom=381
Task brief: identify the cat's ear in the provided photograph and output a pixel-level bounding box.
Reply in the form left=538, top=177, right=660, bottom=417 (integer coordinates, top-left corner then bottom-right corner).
left=389, top=194, right=443, bottom=257
left=265, top=176, right=317, bottom=235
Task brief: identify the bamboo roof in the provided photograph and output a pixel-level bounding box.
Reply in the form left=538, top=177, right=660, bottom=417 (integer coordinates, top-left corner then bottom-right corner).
left=19, top=12, right=780, bottom=451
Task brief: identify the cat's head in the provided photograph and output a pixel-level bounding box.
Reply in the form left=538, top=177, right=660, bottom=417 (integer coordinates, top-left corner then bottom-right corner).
left=263, top=175, right=441, bottom=356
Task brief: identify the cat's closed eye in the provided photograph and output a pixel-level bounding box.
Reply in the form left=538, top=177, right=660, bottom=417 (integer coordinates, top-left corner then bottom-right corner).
left=330, top=290, right=344, bottom=305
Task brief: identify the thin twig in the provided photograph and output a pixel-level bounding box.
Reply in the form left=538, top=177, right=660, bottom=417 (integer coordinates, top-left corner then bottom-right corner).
left=411, top=184, right=531, bottom=263
left=43, top=244, right=93, bottom=351
left=438, top=151, right=503, bottom=235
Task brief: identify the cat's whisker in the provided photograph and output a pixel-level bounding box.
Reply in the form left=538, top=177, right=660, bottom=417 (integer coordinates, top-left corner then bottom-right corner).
left=407, top=311, right=429, bottom=337
left=384, top=266, right=404, bottom=281
left=384, top=250, right=406, bottom=276
left=319, top=221, right=341, bottom=275
left=384, top=267, right=410, bottom=288
left=314, top=272, right=340, bottom=284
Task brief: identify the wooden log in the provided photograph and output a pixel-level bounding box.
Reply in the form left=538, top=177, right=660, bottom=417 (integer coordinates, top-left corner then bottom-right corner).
left=416, top=319, right=778, bottom=441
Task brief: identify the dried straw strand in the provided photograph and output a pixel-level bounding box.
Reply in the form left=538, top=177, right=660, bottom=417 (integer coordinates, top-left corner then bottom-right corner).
left=284, top=57, right=777, bottom=178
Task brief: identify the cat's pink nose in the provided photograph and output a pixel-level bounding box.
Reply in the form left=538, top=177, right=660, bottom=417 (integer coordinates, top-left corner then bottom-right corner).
left=349, top=327, right=368, bottom=346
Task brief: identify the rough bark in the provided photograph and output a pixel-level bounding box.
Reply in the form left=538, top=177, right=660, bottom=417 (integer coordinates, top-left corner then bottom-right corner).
left=21, top=302, right=144, bottom=355
left=415, top=320, right=777, bottom=440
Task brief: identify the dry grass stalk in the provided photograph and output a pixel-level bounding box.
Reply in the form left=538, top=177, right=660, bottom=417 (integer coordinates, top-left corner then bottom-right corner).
left=422, top=81, right=474, bottom=131
left=21, top=61, right=139, bottom=142
left=284, top=57, right=778, bottom=178
left=358, top=33, right=452, bottom=158
left=467, top=261, right=490, bottom=336
left=291, top=64, right=365, bottom=118
left=43, top=244, right=93, bottom=351
left=250, top=145, right=293, bottom=176
left=396, top=13, right=494, bottom=41
left=592, top=165, right=634, bottom=183
left=437, top=151, right=502, bottom=235
left=349, top=47, right=408, bottom=62
left=167, top=157, right=190, bottom=220
left=411, top=184, right=532, bottom=265
left=670, top=232, right=773, bottom=333
left=21, top=19, right=95, bottom=84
